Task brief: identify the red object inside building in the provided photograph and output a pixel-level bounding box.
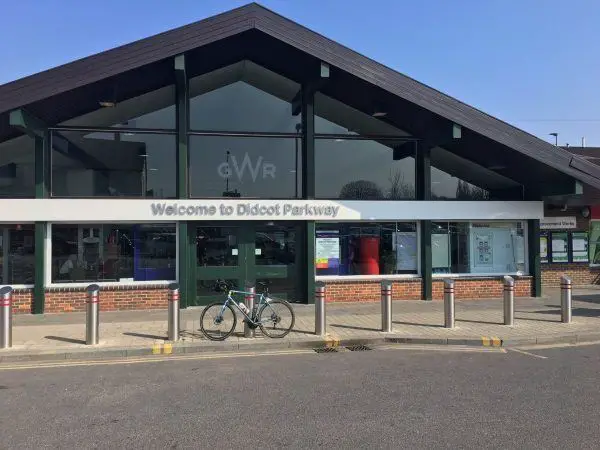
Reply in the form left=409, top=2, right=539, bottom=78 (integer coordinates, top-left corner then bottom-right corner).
left=358, top=236, right=380, bottom=274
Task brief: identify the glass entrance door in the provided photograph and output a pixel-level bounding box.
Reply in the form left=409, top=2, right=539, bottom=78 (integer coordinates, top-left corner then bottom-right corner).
left=194, top=222, right=304, bottom=305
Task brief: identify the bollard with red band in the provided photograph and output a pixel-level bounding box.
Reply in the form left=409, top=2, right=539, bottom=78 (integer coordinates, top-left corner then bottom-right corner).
left=443, top=279, right=455, bottom=329
left=0, top=286, right=13, bottom=349
left=381, top=281, right=392, bottom=332
left=503, top=276, right=515, bottom=326
left=561, top=275, right=572, bottom=324
left=86, top=284, right=100, bottom=345
left=315, top=282, right=326, bottom=336
left=168, top=283, right=181, bottom=341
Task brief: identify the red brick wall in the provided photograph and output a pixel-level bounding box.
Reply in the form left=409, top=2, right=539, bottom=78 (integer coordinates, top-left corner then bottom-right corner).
left=12, top=289, right=34, bottom=314
left=45, top=286, right=169, bottom=313
left=323, top=279, right=422, bottom=302
left=541, top=264, right=599, bottom=286
left=431, top=277, right=532, bottom=300
left=11, top=286, right=169, bottom=314
left=322, top=277, right=532, bottom=302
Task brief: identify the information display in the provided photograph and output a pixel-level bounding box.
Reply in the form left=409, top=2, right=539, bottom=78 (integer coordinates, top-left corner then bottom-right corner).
left=551, top=232, right=569, bottom=263
left=571, top=232, right=589, bottom=262
left=315, top=230, right=340, bottom=274
left=392, top=232, right=417, bottom=271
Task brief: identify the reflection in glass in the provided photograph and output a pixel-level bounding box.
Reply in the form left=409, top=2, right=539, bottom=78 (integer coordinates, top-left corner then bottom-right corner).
left=190, top=136, right=301, bottom=198
left=0, top=225, right=35, bottom=284
left=255, top=226, right=296, bottom=266
left=315, top=138, right=415, bottom=200
left=431, top=166, right=490, bottom=200
left=432, top=222, right=525, bottom=274
left=0, top=134, right=36, bottom=198
left=50, top=131, right=176, bottom=198
left=316, top=222, right=418, bottom=276
left=196, top=227, right=239, bottom=267
left=51, top=223, right=176, bottom=283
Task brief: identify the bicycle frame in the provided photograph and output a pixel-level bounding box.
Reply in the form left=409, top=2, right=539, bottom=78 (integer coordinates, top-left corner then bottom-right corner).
left=218, top=289, right=274, bottom=326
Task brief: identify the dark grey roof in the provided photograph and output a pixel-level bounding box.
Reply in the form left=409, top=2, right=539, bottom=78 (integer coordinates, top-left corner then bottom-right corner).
left=1, top=2, right=600, bottom=189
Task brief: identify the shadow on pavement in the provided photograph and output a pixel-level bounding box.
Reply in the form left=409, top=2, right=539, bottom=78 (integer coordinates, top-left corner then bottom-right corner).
left=123, top=332, right=166, bottom=340
left=44, top=335, right=86, bottom=345
left=456, top=319, right=501, bottom=325
left=330, top=323, right=380, bottom=332
left=573, top=295, right=600, bottom=305
left=393, top=321, right=441, bottom=328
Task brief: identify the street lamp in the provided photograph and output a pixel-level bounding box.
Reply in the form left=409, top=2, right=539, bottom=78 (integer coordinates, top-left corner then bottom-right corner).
left=549, top=132, right=558, bottom=146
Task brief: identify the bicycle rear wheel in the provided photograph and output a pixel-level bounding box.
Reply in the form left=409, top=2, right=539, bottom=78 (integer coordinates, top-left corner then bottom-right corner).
left=258, top=299, right=295, bottom=338
left=200, top=302, right=237, bottom=341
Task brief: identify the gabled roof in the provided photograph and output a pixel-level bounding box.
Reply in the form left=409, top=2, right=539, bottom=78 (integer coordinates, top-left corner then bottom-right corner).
left=1, top=2, right=600, bottom=190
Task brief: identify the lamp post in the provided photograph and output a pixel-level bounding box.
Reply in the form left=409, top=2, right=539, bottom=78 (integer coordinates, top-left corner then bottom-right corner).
left=549, top=132, right=558, bottom=146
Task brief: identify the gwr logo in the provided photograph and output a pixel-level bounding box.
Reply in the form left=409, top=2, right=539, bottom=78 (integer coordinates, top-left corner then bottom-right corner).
left=217, top=153, right=276, bottom=182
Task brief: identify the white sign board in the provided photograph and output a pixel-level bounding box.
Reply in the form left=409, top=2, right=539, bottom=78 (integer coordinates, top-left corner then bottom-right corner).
left=0, top=199, right=544, bottom=222
left=540, top=217, right=577, bottom=230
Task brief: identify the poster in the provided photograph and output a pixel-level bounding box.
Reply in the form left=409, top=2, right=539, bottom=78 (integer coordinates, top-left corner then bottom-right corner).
left=551, top=232, right=569, bottom=263
left=473, top=231, right=493, bottom=267
left=540, top=234, right=548, bottom=264
left=393, top=232, right=417, bottom=271
left=432, top=233, right=450, bottom=272
left=315, top=231, right=340, bottom=272
left=572, top=232, right=589, bottom=262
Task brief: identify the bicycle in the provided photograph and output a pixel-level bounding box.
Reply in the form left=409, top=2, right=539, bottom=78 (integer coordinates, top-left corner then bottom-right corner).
left=199, top=280, right=296, bottom=341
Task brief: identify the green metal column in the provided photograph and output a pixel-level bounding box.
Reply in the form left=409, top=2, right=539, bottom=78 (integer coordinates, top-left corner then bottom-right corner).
left=302, top=84, right=316, bottom=304
left=528, top=219, right=542, bottom=297
left=175, top=53, right=192, bottom=308
left=34, top=133, right=49, bottom=313
left=416, top=143, right=432, bottom=300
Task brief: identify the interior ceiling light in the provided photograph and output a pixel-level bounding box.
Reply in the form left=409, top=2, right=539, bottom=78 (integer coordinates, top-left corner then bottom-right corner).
left=487, top=164, right=507, bottom=170
left=372, top=111, right=387, bottom=118
left=99, top=101, right=116, bottom=107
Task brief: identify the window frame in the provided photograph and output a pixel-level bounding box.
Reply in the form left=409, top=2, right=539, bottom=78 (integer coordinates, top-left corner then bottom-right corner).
left=314, top=221, right=421, bottom=281
left=45, top=222, right=178, bottom=288
left=0, top=223, right=36, bottom=288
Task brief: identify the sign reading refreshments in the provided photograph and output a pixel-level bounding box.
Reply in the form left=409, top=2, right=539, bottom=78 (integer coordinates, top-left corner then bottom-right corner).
left=540, top=217, right=577, bottom=230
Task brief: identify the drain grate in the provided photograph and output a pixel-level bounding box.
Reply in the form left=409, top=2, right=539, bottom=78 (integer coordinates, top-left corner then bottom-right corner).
left=345, top=345, right=372, bottom=352
left=313, top=347, right=339, bottom=353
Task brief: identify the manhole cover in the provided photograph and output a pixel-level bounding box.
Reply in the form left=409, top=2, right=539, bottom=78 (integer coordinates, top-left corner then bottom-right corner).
left=313, top=347, right=339, bottom=353
left=345, top=345, right=372, bottom=352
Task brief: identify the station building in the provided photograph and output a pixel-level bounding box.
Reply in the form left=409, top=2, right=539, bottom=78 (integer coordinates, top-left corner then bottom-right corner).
left=1, top=3, right=600, bottom=314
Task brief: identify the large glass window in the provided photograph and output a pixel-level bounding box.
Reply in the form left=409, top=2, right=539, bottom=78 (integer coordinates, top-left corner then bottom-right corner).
left=189, top=61, right=300, bottom=133
left=316, top=222, right=418, bottom=276
left=0, top=225, right=35, bottom=285
left=51, top=223, right=176, bottom=283
left=50, top=131, right=176, bottom=198
left=61, top=85, right=176, bottom=130
left=432, top=222, right=525, bottom=274
left=431, top=167, right=490, bottom=200
left=190, top=136, right=301, bottom=198
left=0, top=134, right=35, bottom=198
left=315, top=138, right=415, bottom=199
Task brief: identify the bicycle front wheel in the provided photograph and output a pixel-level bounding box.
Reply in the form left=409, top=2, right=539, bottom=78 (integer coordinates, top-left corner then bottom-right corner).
left=258, top=299, right=295, bottom=338
left=200, top=302, right=237, bottom=341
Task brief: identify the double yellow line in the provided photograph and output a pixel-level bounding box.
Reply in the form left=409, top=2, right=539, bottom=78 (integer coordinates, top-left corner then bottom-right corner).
left=481, top=336, right=502, bottom=347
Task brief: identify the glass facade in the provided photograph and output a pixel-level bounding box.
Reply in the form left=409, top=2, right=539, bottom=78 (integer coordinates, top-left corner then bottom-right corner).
left=51, top=131, right=176, bottom=198
left=51, top=223, right=176, bottom=283
left=189, top=136, right=301, bottom=198
left=316, top=222, right=418, bottom=276
left=0, top=134, right=35, bottom=198
left=315, top=138, right=415, bottom=200
left=0, top=225, right=35, bottom=285
left=431, top=167, right=490, bottom=200
left=432, top=222, right=525, bottom=274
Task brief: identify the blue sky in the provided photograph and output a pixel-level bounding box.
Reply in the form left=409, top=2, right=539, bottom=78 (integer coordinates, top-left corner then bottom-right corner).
left=1, top=0, right=599, bottom=146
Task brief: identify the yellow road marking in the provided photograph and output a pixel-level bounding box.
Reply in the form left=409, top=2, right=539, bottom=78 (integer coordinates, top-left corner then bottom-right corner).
left=152, top=343, right=162, bottom=355
left=0, top=349, right=316, bottom=371
left=379, top=344, right=506, bottom=354
left=492, top=337, right=502, bottom=347
left=163, top=343, right=173, bottom=355
left=482, top=336, right=490, bottom=347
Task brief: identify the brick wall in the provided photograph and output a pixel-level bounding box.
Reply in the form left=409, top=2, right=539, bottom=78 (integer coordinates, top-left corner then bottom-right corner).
left=322, top=279, right=422, bottom=302
left=322, top=277, right=532, bottom=302
left=541, top=264, right=600, bottom=286
left=12, top=289, right=34, bottom=314
left=432, top=277, right=532, bottom=300
left=11, top=285, right=169, bottom=314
